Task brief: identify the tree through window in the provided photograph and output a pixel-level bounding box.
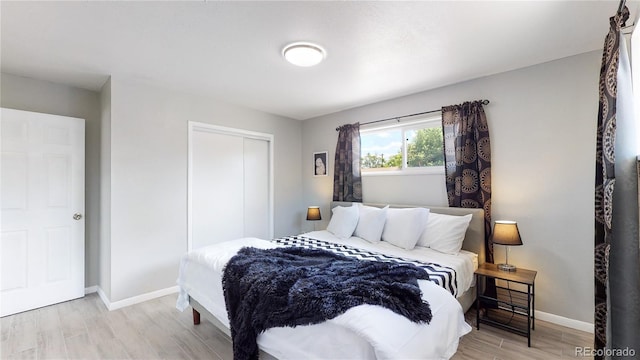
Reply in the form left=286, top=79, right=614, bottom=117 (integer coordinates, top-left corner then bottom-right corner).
left=360, top=118, right=444, bottom=173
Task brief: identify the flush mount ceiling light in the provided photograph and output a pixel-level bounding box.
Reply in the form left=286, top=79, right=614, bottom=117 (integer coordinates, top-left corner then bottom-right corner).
left=282, top=42, right=326, bottom=67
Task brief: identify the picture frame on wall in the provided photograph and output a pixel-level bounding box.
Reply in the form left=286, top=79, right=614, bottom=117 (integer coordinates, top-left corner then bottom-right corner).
left=313, top=151, right=328, bottom=177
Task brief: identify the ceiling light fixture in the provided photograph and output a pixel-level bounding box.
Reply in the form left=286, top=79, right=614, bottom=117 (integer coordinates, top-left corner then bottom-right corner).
left=282, top=42, right=326, bottom=67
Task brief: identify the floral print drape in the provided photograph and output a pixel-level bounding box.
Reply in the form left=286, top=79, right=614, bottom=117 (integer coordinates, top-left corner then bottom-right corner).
left=333, top=123, right=362, bottom=202
left=442, top=101, right=493, bottom=262
left=594, top=7, right=629, bottom=356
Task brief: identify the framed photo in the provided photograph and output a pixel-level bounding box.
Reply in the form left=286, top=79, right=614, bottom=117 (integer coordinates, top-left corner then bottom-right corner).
left=313, top=151, right=328, bottom=177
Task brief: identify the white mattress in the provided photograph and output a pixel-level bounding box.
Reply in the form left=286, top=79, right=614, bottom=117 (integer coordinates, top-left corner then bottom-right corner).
left=176, top=234, right=473, bottom=359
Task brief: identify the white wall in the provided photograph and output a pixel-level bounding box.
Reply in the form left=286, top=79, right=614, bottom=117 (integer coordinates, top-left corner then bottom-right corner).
left=302, top=51, right=601, bottom=324
left=1, top=73, right=101, bottom=289
left=105, top=77, right=302, bottom=302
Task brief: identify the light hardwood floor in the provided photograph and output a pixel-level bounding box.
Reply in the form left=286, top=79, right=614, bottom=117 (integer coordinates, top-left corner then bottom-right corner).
left=1, top=293, right=593, bottom=359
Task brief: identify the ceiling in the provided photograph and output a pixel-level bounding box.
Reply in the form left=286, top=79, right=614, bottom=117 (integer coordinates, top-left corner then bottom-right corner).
left=1, top=1, right=636, bottom=120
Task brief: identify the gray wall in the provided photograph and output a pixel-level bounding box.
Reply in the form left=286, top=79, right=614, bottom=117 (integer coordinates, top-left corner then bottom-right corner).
left=1, top=73, right=303, bottom=303
left=104, top=76, right=302, bottom=302
left=99, top=78, right=112, bottom=298
left=301, top=51, right=601, bottom=324
left=3, top=50, right=601, bottom=323
left=1, top=73, right=101, bottom=289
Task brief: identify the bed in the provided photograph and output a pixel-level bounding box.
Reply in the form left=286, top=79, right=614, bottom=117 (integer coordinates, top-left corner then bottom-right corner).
left=176, top=202, right=485, bottom=359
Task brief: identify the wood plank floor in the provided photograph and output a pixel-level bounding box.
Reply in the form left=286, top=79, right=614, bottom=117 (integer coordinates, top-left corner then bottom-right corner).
left=1, top=293, right=593, bottom=359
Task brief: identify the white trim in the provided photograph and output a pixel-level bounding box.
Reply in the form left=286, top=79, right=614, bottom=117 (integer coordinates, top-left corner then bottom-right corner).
left=188, top=122, right=194, bottom=251
left=96, top=286, right=110, bottom=309
left=89, top=285, right=593, bottom=333
left=187, top=121, right=275, bottom=251
left=535, top=310, right=594, bottom=333
left=95, top=286, right=179, bottom=311
left=189, top=122, right=274, bottom=142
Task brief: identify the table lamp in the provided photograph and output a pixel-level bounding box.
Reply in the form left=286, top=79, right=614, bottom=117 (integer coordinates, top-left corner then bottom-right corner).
left=492, top=220, right=523, bottom=271
left=306, top=206, right=321, bottom=231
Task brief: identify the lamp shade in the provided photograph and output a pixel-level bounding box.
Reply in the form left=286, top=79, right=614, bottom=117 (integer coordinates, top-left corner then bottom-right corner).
left=492, top=220, right=522, bottom=246
left=306, top=206, right=321, bottom=221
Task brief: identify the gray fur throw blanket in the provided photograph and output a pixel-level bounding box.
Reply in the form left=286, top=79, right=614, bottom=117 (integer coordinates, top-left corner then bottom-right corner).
left=222, top=246, right=432, bottom=360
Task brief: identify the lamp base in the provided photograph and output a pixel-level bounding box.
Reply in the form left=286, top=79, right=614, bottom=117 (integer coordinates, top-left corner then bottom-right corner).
left=497, top=263, right=517, bottom=272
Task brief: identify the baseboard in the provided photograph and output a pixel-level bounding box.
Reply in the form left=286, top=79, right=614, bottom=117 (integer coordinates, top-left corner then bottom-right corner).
left=96, top=286, right=110, bottom=309
left=95, top=285, right=179, bottom=311
left=535, top=310, right=594, bottom=333
left=86, top=285, right=592, bottom=333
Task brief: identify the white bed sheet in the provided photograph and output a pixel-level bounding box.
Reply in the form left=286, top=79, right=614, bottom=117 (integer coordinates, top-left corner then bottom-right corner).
left=302, top=230, right=478, bottom=297
left=176, top=236, right=472, bottom=359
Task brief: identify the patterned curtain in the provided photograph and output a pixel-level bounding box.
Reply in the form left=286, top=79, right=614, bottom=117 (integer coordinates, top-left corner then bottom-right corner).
left=333, top=123, right=362, bottom=202
left=595, top=6, right=640, bottom=357
left=442, top=101, right=493, bottom=262
left=594, top=8, right=624, bottom=355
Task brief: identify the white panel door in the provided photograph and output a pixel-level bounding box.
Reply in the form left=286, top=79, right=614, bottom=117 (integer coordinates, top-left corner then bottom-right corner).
left=191, top=130, right=244, bottom=249
left=1, top=108, right=85, bottom=317
left=243, top=138, right=270, bottom=239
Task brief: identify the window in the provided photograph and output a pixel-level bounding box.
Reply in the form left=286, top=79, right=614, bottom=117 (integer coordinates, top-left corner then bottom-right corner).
left=360, top=116, right=444, bottom=175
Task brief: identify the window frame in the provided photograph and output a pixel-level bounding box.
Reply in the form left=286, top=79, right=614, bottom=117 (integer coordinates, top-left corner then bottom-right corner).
left=360, top=115, right=445, bottom=176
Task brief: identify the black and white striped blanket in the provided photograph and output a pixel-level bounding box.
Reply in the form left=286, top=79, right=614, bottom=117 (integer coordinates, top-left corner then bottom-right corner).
left=272, top=235, right=459, bottom=297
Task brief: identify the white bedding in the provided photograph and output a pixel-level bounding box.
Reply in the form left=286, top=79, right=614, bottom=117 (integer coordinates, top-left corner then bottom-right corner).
left=176, top=233, right=473, bottom=359
left=303, top=230, right=478, bottom=297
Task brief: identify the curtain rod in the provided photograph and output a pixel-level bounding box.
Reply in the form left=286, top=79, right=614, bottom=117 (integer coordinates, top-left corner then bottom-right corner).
left=618, top=0, right=626, bottom=14
left=335, top=99, right=490, bottom=131
left=618, top=0, right=634, bottom=34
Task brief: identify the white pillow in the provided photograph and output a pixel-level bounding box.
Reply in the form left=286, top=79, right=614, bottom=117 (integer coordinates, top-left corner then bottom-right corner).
left=381, top=208, right=429, bottom=250
left=354, top=204, right=389, bottom=243
left=326, top=204, right=359, bottom=239
left=417, top=213, right=473, bottom=254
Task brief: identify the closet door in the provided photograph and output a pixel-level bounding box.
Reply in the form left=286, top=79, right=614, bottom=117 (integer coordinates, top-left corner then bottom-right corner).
left=191, top=130, right=244, bottom=249
left=243, top=138, right=270, bottom=238
left=189, top=123, right=273, bottom=250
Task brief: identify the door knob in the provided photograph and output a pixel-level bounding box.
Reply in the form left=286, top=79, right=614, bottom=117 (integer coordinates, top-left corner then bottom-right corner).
left=73, top=213, right=82, bottom=220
